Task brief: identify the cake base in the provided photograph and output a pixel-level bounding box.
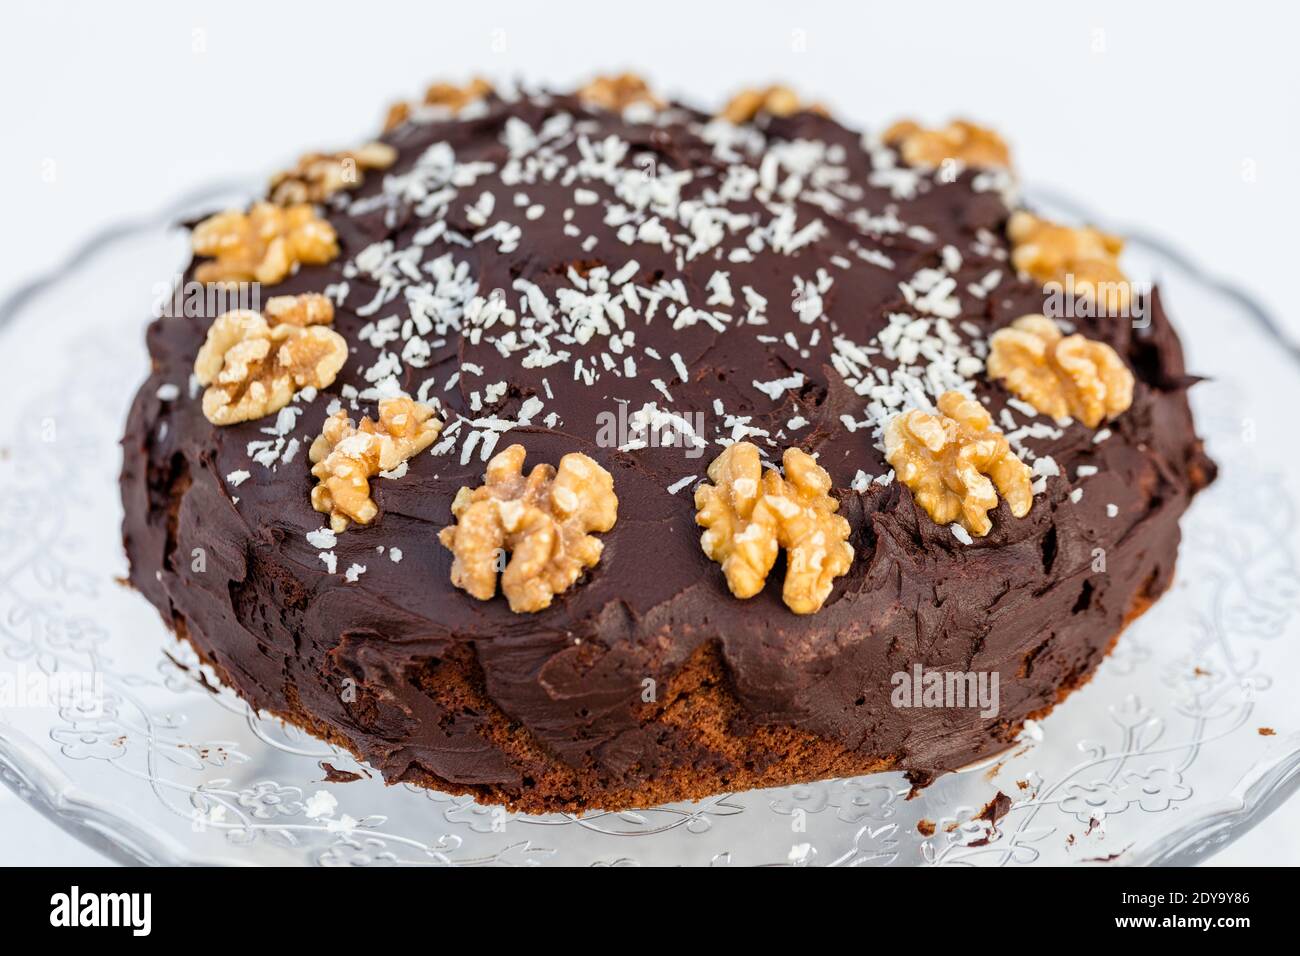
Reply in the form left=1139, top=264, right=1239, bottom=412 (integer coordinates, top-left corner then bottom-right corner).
left=161, top=577, right=1162, bottom=814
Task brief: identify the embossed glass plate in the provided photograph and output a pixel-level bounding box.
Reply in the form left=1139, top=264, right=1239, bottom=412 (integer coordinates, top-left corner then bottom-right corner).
left=1, top=184, right=1297, bottom=866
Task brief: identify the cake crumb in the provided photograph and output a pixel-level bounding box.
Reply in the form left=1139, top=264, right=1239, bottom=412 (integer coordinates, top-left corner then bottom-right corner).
left=319, top=762, right=364, bottom=783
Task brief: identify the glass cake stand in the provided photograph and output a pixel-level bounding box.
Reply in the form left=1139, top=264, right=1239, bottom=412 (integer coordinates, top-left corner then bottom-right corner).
left=0, top=182, right=1297, bottom=867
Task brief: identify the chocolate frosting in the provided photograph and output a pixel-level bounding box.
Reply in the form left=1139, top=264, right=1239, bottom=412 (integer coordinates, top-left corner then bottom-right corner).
left=121, top=88, right=1214, bottom=807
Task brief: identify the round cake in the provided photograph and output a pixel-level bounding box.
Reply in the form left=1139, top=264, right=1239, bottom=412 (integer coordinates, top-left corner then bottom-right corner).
left=120, top=75, right=1215, bottom=813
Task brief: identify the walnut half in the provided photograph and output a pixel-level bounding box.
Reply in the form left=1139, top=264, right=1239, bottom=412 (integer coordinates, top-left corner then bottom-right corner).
left=424, top=77, right=494, bottom=111
left=438, top=444, right=619, bottom=613
left=884, top=391, right=1033, bottom=537
left=577, top=73, right=664, bottom=112
left=269, top=142, right=398, bottom=206
left=988, top=315, right=1134, bottom=427
left=384, top=78, right=493, bottom=131
left=720, top=86, right=824, bottom=125
left=192, top=202, right=338, bottom=286
left=1007, top=211, right=1130, bottom=311
left=309, top=397, right=443, bottom=533
left=194, top=293, right=346, bottom=426
left=882, top=119, right=1011, bottom=168
left=695, top=443, right=853, bottom=614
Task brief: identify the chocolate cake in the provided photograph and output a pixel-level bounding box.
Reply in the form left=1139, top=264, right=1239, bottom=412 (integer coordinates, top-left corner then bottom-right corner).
left=120, top=75, right=1215, bottom=813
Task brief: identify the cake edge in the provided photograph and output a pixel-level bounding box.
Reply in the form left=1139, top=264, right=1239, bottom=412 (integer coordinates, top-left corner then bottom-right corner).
left=148, top=566, right=1167, bottom=815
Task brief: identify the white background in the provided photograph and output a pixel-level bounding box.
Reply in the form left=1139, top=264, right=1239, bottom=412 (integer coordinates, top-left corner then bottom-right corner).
left=1, top=0, right=1296, bottom=866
